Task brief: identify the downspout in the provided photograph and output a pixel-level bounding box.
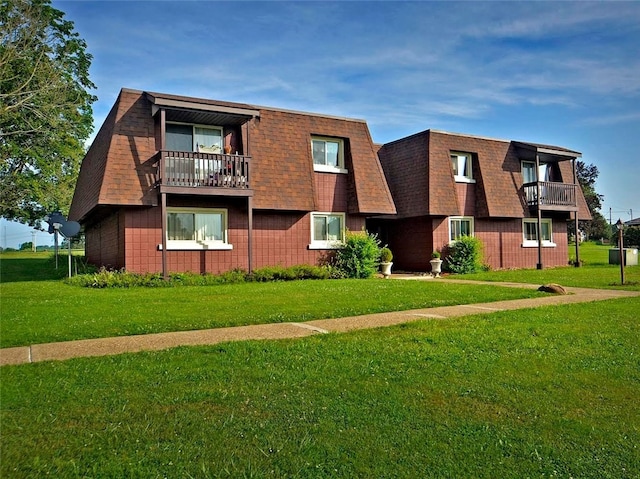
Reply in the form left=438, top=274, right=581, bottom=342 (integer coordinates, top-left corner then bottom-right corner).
left=536, top=153, right=543, bottom=269
left=573, top=157, right=580, bottom=267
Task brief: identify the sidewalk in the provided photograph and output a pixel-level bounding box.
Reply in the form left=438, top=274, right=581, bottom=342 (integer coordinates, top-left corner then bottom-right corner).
left=2, top=278, right=638, bottom=366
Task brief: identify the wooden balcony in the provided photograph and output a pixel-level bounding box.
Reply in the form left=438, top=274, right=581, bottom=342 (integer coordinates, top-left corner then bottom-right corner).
left=155, top=150, right=253, bottom=197
left=523, top=181, right=578, bottom=212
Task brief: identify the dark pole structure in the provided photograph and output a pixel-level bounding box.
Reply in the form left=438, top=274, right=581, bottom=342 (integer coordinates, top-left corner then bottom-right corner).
left=572, top=158, right=580, bottom=267
left=535, top=153, right=543, bottom=269
left=616, top=218, right=625, bottom=285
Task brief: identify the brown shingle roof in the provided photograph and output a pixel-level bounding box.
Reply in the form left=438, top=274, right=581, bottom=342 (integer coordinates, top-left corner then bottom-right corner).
left=70, top=89, right=158, bottom=222
left=70, top=88, right=396, bottom=222
left=379, top=129, right=590, bottom=220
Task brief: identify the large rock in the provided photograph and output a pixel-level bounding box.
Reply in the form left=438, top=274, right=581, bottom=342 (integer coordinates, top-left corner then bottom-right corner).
left=538, top=283, right=567, bottom=295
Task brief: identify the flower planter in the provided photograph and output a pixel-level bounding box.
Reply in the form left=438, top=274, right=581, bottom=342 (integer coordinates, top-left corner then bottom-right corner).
left=380, top=262, right=393, bottom=278
left=430, top=258, right=443, bottom=277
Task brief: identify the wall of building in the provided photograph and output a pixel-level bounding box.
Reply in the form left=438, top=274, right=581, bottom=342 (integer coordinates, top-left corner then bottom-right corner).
left=102, top=204, right=364, bottom=275
left=475, top=218, right=569, bottom=270
left=85, top=211, right=125, bottom=270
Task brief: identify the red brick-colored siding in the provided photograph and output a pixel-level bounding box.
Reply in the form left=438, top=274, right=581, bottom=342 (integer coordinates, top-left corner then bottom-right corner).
left=85, top=205, right=365, bottom=275
left=85, top=211, right=125, bottom=269
left=456, top=183, right=476, bottom=217
left=314, top=172, right=348, bottom=212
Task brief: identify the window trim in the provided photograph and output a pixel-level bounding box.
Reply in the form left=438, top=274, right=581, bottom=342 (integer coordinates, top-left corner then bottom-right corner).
left=522, top=218, right=556, bottom=248
left=166, top=122, right=224, bottom=152
left=311, top=136, right=347, bottom=174
left=448, top=216, right=474, bottom=244
left=450, top=151, right=475, bottom=183
left=309, top=212, right=345, bottom=249
left=163, top=207, right=232, bottom=251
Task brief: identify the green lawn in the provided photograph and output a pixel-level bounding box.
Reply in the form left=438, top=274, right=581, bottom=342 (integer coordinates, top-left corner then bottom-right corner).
left=2, top=298, right=638, bottom=478
left=0, top=252, right=547, bottom=348
left=454, top=241, right=640, bottom=290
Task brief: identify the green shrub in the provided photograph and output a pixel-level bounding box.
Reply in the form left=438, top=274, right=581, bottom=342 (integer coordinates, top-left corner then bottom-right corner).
left=379, top=247, right=393, bottom=263
left=67, top=264, right=331, bottom=288
left=431, top=250, right=441, bottom=259
left=334, top=230, right=381, bottom=279
left=444, top=236, right=484, bottom=274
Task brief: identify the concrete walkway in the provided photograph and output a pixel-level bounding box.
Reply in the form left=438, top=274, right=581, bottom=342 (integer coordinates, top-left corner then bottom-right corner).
left=2, top=278, right=638, bottom=366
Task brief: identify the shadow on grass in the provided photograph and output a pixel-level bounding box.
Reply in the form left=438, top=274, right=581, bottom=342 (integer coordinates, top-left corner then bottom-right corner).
left=0, top=256, right=68, bottom=283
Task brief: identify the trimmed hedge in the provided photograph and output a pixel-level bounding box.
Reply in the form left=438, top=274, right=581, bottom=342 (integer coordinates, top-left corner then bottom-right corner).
left=65, top=264, right=333, bottom=288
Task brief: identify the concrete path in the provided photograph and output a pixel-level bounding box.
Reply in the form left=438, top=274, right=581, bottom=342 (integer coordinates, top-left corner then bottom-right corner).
left=2, top=278, right=638, bottom=366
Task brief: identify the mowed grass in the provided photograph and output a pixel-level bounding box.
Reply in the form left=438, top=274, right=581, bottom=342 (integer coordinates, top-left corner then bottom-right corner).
left=454, top=242, right=640, bottom=290
left=0, top=252, right=548, bottom=348
left=2, top=298, right=639, bottom=478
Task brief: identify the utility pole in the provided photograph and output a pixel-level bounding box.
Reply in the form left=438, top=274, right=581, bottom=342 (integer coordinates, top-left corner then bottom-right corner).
left=31, top=231, right=37, bottom=252
left=609, top=207, right=612, bottom=224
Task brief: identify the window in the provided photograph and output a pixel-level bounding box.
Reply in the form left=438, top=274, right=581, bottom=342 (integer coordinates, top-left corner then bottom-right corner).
left=449, top=216, right=474, bottom=243
left=165, top=208, right=231, bottom=250
left=311, top=137, right=346, bottom=173
left=166, top=123, right=223, bottom=152
left=309, top=212, right=345, bottom=249
left=521, top=161, right=550, bottom=183
left=522, top=219, right=555, bottom=247
left=450, top=152, right=474, bottom=182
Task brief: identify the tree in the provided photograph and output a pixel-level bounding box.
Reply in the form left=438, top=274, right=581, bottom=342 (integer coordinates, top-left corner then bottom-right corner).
left=0, top=0, right=95, bottom=226
left=576, top=161, right=603, bottom=214
left=570, top=160, right=610, bottom=241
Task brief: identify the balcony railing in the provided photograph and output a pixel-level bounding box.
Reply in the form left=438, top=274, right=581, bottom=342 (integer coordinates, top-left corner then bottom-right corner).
left=523, top=181, right=577, bottom=210
left=156, top=150, right=251, bottom=190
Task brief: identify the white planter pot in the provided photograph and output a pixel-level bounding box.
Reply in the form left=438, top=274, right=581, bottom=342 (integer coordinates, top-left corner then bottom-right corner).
left=430, top=259, right=443, bottom=277
left=380, top=262, right=393, bottom=278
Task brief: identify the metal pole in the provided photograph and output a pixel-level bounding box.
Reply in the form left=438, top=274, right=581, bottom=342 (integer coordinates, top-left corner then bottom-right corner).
left=618, top=221, right=625, bottom=285
left=535, top=154, right=543, bottom=269
left=68, top=238, right=72, bottom=278
left=572, top=158, right=580, bottom=267
left=161, top=192, right=168, bottom=280
left=54, top=230, right=59, bottom=269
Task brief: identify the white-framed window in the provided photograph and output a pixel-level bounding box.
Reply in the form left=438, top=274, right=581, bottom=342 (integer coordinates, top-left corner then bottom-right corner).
left=521, top=160, right=551, bottom=183
left=450, top=152, right=475, bottom=183
left=311, top=137, right=347, bottom=173
left=522, top=219, right=555, bottom=247
left=165, top=207, right=232, bottom=250
left=309, top=212, right=345, bottom=249
left=449, top=216, right=474, bottom=243
left=166, top=123, right=223, bottom=153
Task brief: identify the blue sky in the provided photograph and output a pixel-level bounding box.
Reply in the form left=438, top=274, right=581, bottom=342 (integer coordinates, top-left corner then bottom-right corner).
left=3, top=0, right=639, bottom=247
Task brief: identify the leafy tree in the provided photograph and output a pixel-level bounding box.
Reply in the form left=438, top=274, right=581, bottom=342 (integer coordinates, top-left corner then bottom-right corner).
left=19, top=241, right=32, bottom=250
left=0, top=0, right=95, bottom=226
left=569, top=161, right=610, bottom=241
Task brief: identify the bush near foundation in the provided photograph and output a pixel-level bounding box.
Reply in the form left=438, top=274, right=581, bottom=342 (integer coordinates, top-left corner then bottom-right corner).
left=444, top=235, right=484, bottom=274
left=334, top=230, right=381, bottom=279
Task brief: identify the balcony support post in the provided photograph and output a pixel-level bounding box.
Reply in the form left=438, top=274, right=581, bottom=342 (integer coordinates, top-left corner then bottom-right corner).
left=572, top=158, right=581, bottom=267
left=536, top=154, right=543, bottom=269
left=161, top=192, right=168, bottom=280
left=248, top=196, right=253, bottom=274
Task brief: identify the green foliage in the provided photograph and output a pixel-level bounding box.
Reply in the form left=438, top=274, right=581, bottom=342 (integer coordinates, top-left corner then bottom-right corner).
left=65, top=264, right=331, bottom=288
left=334, top=230, right=381, bottom=278
left=2, top=299, right=639, bottom=477
left=250, top=264, right=329, bottom=282
left=0, top=0, right=96, bottom=225
left=431, top=250, right=441, bottom=259
left=379, top=247, right=393, bottom=263
left=624, top=226, right=640, bottom=247
left=444, top=235, right=484, bottom=274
